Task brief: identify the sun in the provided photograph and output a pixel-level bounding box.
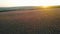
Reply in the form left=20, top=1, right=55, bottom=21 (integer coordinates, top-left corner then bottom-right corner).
left=35, top=5, right=51, bottom=10
left=41, top=5, right=50, bottom=8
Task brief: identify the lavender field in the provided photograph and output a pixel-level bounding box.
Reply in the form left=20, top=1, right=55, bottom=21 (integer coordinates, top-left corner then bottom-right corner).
left=0, top=8, right=60, bottom=34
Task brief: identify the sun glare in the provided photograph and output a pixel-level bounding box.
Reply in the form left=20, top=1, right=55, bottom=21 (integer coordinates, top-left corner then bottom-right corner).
left=41, top=6, right=50, bottom=8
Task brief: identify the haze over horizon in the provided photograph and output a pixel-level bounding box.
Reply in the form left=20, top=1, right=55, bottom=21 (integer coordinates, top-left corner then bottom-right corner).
left=0, top=0, right=60, bottom=7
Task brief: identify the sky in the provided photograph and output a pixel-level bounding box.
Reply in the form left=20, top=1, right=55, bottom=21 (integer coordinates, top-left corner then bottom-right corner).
left=0, top=0, right=60, bottom=7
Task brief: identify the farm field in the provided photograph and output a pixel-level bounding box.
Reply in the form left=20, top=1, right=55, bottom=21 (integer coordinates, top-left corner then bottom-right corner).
left=0, top=8, right=60, bottom=34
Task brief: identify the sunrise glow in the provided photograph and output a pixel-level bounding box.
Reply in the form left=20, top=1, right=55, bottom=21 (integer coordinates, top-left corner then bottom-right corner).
left=41, top=6, right=50, bottom=8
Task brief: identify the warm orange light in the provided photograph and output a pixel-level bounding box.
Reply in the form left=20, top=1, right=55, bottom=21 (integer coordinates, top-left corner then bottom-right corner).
left=42, top=6, right=50, bottom=8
